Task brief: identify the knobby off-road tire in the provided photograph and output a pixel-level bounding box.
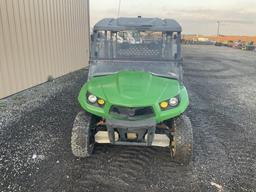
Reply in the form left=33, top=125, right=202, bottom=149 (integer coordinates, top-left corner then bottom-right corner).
left=71, top=111, right=95, bottom=158
left=171, top=115, right=193, bottom=165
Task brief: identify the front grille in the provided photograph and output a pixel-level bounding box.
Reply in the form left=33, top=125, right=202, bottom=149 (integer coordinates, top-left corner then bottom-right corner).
left=109, top=105, right=154, bottom=120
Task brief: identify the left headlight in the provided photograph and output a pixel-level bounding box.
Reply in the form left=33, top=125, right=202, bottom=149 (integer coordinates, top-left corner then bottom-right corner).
left=87, top=93, right=105, bottom=107
left=159, top=96, right=179, bottom=110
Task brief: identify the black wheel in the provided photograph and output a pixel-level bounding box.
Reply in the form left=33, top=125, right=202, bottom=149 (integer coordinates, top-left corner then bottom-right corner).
left=170, top=115, right=193, bottom=165
left=71, top=111, right=95, bottom=157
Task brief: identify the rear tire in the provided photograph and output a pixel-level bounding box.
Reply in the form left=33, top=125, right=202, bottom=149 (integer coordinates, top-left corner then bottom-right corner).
left=71, top=111, right=95, bottom=157
left=170, top=115, right=193, bottom=165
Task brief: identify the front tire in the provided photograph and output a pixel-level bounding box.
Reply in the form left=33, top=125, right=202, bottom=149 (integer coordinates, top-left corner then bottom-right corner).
left=71, top=111, right=95, bottom=157
left=170, top=115, right=193, bottom=165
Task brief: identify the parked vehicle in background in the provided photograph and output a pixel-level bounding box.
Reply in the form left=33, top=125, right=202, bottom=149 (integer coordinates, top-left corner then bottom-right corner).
left=233, top=41, right=243, bottom=49
left=222, top=41, right=234, bottom=47
left=242, top=42, right=255, bottom=51
left=226, top=41, right=234, bottom=47
left=215, top=42, right=222, bottom=46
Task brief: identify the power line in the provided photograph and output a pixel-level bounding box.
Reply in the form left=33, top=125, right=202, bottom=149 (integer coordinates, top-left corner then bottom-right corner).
left=217, top=21, right=220, bottom=36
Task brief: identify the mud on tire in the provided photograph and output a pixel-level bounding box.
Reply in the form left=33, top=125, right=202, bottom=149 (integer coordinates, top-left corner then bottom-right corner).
left=71, top=111, right=95, bottom=157
left=171, top=115, right=193, bottom=165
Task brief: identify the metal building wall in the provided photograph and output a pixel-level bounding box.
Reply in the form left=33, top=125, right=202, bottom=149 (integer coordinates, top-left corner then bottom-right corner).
left=0, top=0, right=90, bottom=98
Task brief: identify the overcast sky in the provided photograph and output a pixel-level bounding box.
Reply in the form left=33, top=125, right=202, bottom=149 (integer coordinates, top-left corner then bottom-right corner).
left=90, top=0, right=256, bottom=35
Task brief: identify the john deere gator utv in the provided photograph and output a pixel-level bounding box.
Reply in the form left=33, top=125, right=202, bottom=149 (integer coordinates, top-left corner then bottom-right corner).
left=71, top=17, right=193, bottom=165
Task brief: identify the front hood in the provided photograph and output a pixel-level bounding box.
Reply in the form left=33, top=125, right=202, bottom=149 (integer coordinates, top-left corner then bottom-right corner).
left=86, top=71, right=180, bottom=106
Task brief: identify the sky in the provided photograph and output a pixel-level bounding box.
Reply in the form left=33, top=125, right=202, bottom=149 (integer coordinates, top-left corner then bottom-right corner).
left=90, top=0, right=256, bottom=35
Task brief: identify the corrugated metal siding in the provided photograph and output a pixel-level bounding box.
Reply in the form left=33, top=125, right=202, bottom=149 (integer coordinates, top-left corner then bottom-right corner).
left=0, top=0, right=90, bottom=98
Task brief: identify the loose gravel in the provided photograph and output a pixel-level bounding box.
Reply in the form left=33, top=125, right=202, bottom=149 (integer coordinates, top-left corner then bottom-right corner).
left=0, top=45, right=256, bottom=192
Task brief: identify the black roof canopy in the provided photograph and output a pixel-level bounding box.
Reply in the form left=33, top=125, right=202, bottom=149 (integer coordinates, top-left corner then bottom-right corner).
left=93, top=17, right=182, bottom=32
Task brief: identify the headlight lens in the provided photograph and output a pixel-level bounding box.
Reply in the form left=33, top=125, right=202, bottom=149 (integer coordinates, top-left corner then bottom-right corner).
left=88, top=94, right=97, bottom=103
left=169, top=97, right=179, bottom=107
left=159, top=96, right=179, bottom=110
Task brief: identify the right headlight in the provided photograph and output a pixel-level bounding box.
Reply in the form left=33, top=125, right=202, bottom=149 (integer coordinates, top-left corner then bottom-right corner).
left=88, top=94, right=97, bottom=103
left=169, top=97, right=179, bottom=107
left=87, top=92, right=105, bottom=107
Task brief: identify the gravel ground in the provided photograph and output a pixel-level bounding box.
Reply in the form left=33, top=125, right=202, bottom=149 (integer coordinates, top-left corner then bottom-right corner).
left=0, top=45, right=256, bottom=192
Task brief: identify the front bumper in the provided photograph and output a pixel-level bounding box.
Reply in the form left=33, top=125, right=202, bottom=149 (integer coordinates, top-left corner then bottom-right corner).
left=94, top=118, right=170, bottom=147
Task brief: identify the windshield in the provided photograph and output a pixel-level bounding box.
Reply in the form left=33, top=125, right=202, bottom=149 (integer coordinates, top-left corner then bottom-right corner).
left=89, top=30, right=182, bottom=80
left=92, top=30, right=180, bottom=60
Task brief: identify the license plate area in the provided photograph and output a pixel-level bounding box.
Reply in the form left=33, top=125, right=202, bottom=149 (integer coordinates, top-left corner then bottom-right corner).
left=126, top=132, right=137, bottom=140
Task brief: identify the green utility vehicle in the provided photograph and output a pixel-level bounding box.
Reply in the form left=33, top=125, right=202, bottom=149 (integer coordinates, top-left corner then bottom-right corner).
left=71, top=17, right=193, bottom=165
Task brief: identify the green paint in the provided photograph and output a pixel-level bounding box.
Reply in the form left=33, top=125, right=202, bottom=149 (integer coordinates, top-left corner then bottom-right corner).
left=78, top=71, right=189, bottom=123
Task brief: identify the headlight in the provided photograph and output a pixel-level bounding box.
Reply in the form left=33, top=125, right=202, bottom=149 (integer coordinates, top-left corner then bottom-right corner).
left=159, top=96, right=179, bottom=110
left=88, top=94, right=97, bottom=103
left=87, top=92, right=105, bottom=107
left=169, top=97, right=179, bottom=107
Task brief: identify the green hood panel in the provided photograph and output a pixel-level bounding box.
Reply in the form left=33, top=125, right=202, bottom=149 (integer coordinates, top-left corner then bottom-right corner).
left=79, top=71, right=189, bottom=122
left=86, top=71, right=180, bottom=106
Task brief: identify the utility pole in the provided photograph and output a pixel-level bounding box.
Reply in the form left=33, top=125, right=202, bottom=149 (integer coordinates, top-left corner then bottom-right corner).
left=117, top=0, right=122, bottom=17
left=217, top=21, right=220, bottom=36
